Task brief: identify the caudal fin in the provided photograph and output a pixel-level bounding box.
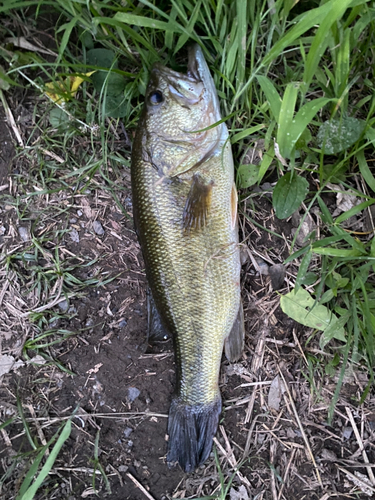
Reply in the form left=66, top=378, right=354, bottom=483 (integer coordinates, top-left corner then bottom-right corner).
left=167, top=396, right=222, bottom=473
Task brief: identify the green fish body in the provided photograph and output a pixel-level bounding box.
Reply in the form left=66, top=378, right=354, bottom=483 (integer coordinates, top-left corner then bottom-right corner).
left=131, top=45, right=244, bottom=472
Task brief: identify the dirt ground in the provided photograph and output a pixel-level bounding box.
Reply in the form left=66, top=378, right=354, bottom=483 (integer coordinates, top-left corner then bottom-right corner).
left=1, top=85, right=375, bottom=500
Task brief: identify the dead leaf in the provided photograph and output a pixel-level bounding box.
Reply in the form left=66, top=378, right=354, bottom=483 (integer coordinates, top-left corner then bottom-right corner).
left=86, top=363, right=103, bottom=375
left=0, top=355, right=24, bottom=376
left=45, top=71, right=96, bottom=103
left=229, top=485, right=250, bottom=500
left=268, top=375, right=286, bottom=411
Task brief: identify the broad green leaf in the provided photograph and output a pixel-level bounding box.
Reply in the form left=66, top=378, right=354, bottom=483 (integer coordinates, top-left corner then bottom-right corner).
left=102, top=93, right=127, bottom=118
left=237, top=164, right=259, bottom=188
left=317, top=117, right=366, bottom=154
left=256, top=75, right=281, bottom=120
left=280, top=288, right=346, bottom=346
left=273, top=172, right=309, bottom=219
left=357, top=150, right=375, bottom=192
left=87, top=48, right=117, bottom=69
left=320, top=314, right=348, bottom=349
left=49, top=108, right=69, bottom=128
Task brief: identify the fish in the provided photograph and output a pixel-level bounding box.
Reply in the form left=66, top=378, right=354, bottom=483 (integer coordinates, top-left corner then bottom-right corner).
left=131, top=44, right=244, bottom=473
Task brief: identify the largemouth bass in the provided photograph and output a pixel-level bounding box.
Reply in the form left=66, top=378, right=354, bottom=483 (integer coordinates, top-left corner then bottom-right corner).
left=131, top=44, right=244, bottom=472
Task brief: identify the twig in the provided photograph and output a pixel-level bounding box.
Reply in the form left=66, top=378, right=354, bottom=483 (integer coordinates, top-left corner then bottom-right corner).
left=278, top=448, right=296, bottom=500
left=213, top=436, right=251, bottom=488
left=345, top=407, right=375, bottom=485
left=126, top=472, right=156, bottom=500
left=278, top=368, right=323, bottom=488
left=338, top=466, right=375, bottom=495
left=0, top=89, right=24, bottom=147
left=270, top=440, right=278, bottom=500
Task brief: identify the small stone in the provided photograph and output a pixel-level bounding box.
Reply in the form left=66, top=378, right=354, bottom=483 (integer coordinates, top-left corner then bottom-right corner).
left=127, top=387, right=140, bottom=402
left=320, top=448, right=337, bottom=461
left=133, top=460, right=141, bottom=468
left=85, top=317, right=94, bottom=327
left=18, top=227, right=29, bottom=242
left=70, top=218, right=77, bottom=223
left=123, top=427, right=133, bottom=438
left=70, top=228, right=80, bottom=243
left=342, top=427, right=353, bottom=440
left=77, top=210, right=83, bottom=217
left=118, top=319, right=127, bottom=328
left=269, top=264, right=286, bottom=290
left=256, top=258, right=269, bottom=276
left=58, top=300, right=69, bottom=312
left=118, top=465, right=128, bottom=473
left=93, top=220, right=104, bottom=235
left=127, top=440, right=133, bottom=448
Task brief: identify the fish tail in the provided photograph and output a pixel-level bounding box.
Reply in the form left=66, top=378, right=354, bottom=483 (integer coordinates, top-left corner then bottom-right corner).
left=167, top=395, right=222, bottom=472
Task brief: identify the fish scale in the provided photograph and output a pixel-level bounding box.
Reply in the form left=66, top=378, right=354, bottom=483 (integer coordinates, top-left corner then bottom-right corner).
left=131, top=45, right=243, bottom=472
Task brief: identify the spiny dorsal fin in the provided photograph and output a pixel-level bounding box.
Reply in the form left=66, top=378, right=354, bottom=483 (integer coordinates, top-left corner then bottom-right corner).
left=183, top=174, right=213, bottom=231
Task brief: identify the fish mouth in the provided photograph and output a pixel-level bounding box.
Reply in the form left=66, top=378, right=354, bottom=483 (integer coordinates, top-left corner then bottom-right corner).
left=187, top=44, right=221, bottom=119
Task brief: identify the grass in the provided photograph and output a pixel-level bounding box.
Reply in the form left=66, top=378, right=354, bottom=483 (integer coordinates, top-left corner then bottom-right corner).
left=1, top=0, right=375, bottom=498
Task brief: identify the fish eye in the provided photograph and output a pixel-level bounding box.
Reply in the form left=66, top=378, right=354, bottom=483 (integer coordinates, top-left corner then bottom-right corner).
left=148, top=90, right=164, bottom=105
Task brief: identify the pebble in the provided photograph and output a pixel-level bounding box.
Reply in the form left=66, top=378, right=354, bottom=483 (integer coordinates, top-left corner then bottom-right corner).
left=123, top=427, right=133, bottom=438
left=118, top=465, right=128, bottom=473
left=70, top=228, right=80, bottom=243
left=77, top=210, right=83, bottom=217
left=127, top=387, right=140, bottom=402
left=18, top=227, right=29, bottom=242
left=342, top=426, right=353, bottom=440
left=58, top=300, right=69, bottom=312
left=93, top=220, right=104, bottom=235
left=269, top=264, right=286, bottom=290
left=118, top=319, right=127, bottom=328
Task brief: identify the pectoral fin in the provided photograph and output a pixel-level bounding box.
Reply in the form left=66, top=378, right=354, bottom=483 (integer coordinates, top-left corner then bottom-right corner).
left=224, top=300, right=245, bottom=362
left=183, top=174, right=213, bottom=231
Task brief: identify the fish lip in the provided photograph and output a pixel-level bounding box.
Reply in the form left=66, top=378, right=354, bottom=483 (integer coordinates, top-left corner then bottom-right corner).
left=187, top=44, right=222, bottom=122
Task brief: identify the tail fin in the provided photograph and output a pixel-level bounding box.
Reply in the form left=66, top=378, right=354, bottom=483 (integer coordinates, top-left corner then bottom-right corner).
left=167, top=396, right=222, bottom=473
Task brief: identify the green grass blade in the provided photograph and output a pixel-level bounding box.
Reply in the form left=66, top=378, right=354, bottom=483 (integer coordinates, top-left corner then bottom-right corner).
left=286, top=97, right=332, bottom=156
left=231, top=123, right=266, bottom=143
left=276, top=83, right=298, bottom=159
left=256, top=75, right=281, bottom=120
left=236, top=0, right=247, bottom=86
left=357, top=149, right=375, bottom=192
left=303, top=0, right=353, bottom=89
left=335, top=200, right=374, bottom=224
left=20, top=419, right=72, bottom=500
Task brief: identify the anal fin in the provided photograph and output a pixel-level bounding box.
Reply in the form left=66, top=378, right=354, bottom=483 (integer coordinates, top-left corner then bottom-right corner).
left=147, top=287, right=169, bottom=341
left=183, top=174, right=213, bottom=231
left=225, top=300, right=245, bottom=362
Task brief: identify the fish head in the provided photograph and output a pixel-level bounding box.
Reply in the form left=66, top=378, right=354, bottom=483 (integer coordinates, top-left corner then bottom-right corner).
left=140, top=45, right=227, bottom=177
